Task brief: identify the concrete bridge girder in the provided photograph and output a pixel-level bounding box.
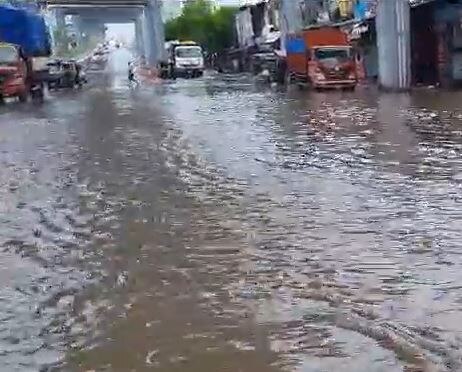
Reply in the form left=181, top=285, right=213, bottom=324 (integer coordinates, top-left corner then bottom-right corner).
left=49, top=0, right=164, bottom=65
left=43, top=0, right=148, bottom=6
left=64, top=7, right=142, bottom=19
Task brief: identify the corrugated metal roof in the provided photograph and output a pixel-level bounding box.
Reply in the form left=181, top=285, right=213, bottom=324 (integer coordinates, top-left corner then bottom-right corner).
left=409, top=0, right=437, bottom=7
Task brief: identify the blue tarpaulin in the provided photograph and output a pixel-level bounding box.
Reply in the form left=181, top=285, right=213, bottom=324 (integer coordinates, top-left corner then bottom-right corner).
left=286, top=38, right=305, bottom=54
left=354, top=1, right=368, bottom=20
left=0, top=5, right=51, bottom=57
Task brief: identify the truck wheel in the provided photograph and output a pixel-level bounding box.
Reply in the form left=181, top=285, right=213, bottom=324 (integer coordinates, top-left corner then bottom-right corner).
left=18, top=91, right=28, bottom=103
left=283, top=71, right=292, bottom=86
left=31, top=89, right=44, bottom=102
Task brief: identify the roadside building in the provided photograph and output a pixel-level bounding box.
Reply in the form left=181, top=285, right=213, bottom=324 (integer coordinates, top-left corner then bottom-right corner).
left=411, top=0, right=462, bottom=87
left=350, top=17, right=377, bottom=81
left=227, top=0, right=462, bottom=89
left=233, top=0, right=279, bottom=71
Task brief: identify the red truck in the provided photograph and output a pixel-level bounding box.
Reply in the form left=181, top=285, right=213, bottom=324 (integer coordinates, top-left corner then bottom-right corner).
left=0, top=5, right=51, bottom=103
left=0, top=43, right=40, bottom=101
left=286, top=26, right=357, bottom=90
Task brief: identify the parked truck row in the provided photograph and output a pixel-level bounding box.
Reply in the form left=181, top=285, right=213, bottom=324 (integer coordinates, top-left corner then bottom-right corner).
left=214, top=24, right=357, bottom=90
left=0, top=5, right=52, bottom=102
left=212, top=1, right=358, bottom=91
left=0, top=5, right=89, bottom=104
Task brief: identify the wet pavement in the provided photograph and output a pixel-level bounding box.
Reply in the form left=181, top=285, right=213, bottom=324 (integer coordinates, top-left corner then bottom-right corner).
left=0, top=49, right=461, bottom=371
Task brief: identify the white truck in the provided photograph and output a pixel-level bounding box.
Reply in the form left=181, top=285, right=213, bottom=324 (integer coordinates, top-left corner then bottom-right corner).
left=165, top=41, right=205, bottom=79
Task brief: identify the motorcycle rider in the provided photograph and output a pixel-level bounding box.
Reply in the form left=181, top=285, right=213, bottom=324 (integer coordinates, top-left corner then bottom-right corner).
left=128, top=61, right=135, bottom=82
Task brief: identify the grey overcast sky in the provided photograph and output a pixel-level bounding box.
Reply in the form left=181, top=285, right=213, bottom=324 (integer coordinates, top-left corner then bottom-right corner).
left=105, top=0, right=242, bottom=42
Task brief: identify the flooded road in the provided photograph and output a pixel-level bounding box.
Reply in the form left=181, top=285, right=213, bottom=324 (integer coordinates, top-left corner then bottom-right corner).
left=0, top=50, right=461, bottom=371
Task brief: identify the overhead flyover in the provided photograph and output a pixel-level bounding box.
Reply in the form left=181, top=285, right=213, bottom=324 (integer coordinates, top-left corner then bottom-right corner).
left=40, top=0, right=165, bottom=65
left=39, top=0, right=148, bottom=7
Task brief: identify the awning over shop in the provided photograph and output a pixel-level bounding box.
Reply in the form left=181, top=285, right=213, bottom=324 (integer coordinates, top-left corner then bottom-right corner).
left=350, top=22, right=370, bottom=40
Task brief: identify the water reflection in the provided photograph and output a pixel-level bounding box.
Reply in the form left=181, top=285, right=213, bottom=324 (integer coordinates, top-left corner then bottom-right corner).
left=0, top=67, right=461, bottom=371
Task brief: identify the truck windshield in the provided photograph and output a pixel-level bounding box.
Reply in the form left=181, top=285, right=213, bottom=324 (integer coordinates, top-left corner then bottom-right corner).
left=314, top=48, right=351, bottom=64
left=176, top=47, right=202, bottom=58
left=0, top=46, right=18, bottom=64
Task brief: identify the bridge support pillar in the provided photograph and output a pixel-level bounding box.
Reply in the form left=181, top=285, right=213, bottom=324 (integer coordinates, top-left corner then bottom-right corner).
left=142, top=7, right=156, bottom=65
left=135, top=17, right=144, bottom=56
left=142, top=0, right=165, bottom=66
left=53, top=8, right=67, bottom=54
left=55, top=8, right=66, bottom=30
left=376, top=0, right=411, bottom=90
left=79, top=18, right=106, bottom=47
left=72, top=16, right=84, bottom=45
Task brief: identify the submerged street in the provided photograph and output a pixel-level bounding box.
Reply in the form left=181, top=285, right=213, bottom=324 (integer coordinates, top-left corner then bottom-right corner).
left=0, top=50, right=461, bottom=371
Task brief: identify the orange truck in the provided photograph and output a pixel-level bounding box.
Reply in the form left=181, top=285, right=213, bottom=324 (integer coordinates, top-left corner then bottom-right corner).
left=286, top=25, right=357, bottom=90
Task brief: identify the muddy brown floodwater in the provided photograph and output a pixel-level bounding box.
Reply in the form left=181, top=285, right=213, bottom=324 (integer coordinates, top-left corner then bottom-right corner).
left=0, top=50, right=461, bottom=372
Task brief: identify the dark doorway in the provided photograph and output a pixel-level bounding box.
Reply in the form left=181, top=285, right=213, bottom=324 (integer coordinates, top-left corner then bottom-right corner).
left=411, top=3, right=438, bottom=85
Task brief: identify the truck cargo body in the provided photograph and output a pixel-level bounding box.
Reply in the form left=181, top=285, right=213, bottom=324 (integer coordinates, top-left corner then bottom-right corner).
left=0, top=5, right=51, bottom=57
left=0, top=5, right=51, bottom=102
left=287, top=26, right=357, bottom=90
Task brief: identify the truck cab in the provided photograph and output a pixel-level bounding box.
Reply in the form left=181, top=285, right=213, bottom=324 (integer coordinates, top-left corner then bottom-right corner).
left=308, top=45, right=356, bottom=90
left=168, top=41, right=204, bottom=78
left=0, top=43, right=28, bottom=101
left=287, top=26, right=357, bottom=90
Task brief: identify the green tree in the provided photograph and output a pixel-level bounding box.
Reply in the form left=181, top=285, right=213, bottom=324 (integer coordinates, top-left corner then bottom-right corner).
left=53, top=26, right=70, bottom=55
left=165, top=0, right=237, bottom=52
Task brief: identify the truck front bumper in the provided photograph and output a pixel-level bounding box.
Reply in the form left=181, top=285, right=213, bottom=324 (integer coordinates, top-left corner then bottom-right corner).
left=0, top=79, right=26, bottom=97
left=175, top=67, right=204, bottom=76
left=313, top=79, right=357, bottom=89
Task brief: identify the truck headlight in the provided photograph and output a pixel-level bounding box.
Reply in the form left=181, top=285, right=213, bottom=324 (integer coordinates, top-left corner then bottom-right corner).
left=315, top=73, right=325, bottom=81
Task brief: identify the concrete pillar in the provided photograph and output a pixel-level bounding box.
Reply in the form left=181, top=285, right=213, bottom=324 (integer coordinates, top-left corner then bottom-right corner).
left=55, top=8, right=66, bottom=30
left=72, top=15, right=83, bottom=44
left=150, top=0, right=166, bottom=62
left=142, top=0, right=166, bottom=66
left=80, top=19, right=105, bottom=45
left=135, top=17, right=144, bottom=56
left=376, top=0, right=411, bottom=90
left=53, top=8, right=67, bottom=53
left=141, top=9, right=153, bottom=63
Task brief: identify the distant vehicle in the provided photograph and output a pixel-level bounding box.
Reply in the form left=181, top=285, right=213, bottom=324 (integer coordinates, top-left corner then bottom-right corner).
left=0, top=5, right=51, bottom=102
left=286, top=26, right=357, bottom=90
left=88, top=53, right=105, bottom=70
left=60, top=60, right=85, bottom=88
left=78, top=68, right=87, bottom=86
left=165, top=41, right=205, bottom=79
left=46, top=59, right=64, bottom=90
left=47, top=59, right=86, bottom=89
left=91, top=48, right=108, bottom=65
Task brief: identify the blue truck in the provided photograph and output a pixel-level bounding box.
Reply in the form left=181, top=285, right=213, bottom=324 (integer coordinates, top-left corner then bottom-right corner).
left=0, top=5, right=52, bottom=102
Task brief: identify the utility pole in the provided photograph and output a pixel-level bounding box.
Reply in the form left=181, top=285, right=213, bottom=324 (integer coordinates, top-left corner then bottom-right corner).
left=376, top=0, right=411, bottom=90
